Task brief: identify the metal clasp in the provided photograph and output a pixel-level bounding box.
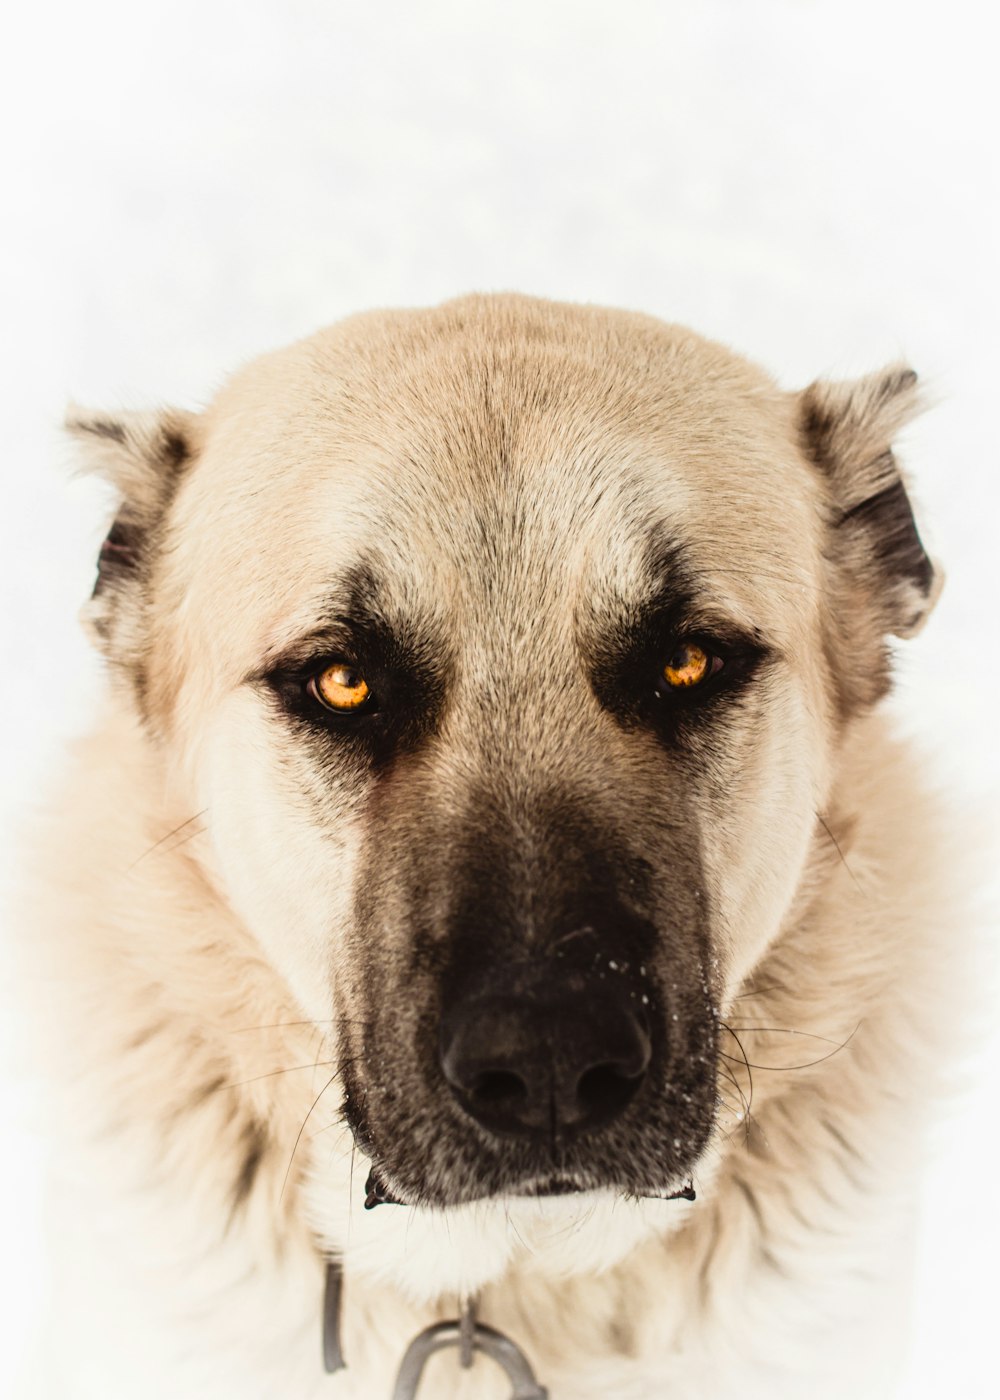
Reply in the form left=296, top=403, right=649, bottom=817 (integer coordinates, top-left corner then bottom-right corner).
left=391, top=1303, right=549, bottom=1400
left=323, top=1263, right=548, bottom=1398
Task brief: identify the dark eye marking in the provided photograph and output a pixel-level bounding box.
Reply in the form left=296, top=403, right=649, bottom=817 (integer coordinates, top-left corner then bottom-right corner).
left=593, top=615, right=770, bottom=738
left=261, top=637, right=446, bottom=776
left=584, top=538, right=774, bottom=738
left=255, top=566, right=451, bottom=769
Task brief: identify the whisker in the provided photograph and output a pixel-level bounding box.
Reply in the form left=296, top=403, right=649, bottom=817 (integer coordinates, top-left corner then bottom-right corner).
left=815, top=812, right=864, bottom=894
left=724, top=1025, right=850, bottom=1046
left=503, top=1201, right=530, bottom=1254
left=207, top=1061, right=338, bottom=1093
left=729, top=984, right=785, bottom=1002
left=348, top=1137, right=358, bottom=1241
left=280, top=1073, right=338, bottom=1202
left=718, top=1022, right=860, bottom=1072
left=719, top=1024, right=754, bottom=1132
left=717, top=1060, right=753, bottom=1146
left=717, top=1062, right=750, bottom=1116
left=227, top=1019, right=337, bottom=1033
left=716, top=1087, right=748, bottom=1129
left=125, top=810, right=208, bottom=873
left=160, top=827, right=205, bottom=860
left=224, top=1015, right=371, bottom=1034
left=308, top=1117, right=350, bottom=1142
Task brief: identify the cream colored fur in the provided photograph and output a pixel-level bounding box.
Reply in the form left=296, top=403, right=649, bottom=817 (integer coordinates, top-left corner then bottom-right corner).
left=21, top=295, right=962, bottom=1398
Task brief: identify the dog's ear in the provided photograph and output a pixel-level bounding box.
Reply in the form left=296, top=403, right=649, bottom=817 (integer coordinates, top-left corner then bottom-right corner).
left=67, top=405, right=199, bottom=673
left=798, top=367, right=942, bottom=712
left=799, top=367, right=940, bottom=640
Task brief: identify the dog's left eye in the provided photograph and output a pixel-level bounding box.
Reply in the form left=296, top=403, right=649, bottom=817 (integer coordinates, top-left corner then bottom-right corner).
left=661, top=641, right=723, bottom=690
left=308, top=661, right=374, bottom=713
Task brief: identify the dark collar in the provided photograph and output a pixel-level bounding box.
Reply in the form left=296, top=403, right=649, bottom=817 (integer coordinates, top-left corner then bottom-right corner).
left=323, top=1261, right=549, bottom=1398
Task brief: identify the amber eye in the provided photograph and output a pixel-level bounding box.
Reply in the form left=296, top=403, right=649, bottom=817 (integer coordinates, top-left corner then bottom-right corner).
left=662, top=641, right=716, bottom=689
left=309, top=661, right=372, bottom=712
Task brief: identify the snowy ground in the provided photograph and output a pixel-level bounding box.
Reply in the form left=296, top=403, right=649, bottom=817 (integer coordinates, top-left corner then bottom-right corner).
left=1, top=1, right=997, bottom=1394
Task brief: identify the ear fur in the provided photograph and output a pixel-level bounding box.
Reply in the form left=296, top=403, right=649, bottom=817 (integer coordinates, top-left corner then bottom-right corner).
left=799, top=366, right=941, bottom=637
left=798, top=366, right=941, bottom=714
left=66, top=405, right=196, bottom=521
left=67, top=405, right=199, bottom=686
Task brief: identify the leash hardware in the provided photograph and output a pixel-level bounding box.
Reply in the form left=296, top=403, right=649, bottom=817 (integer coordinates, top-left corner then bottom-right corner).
left=391, top=1315, right=549, bottom=1400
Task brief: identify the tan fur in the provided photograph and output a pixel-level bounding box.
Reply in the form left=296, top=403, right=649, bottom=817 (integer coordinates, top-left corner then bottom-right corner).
left=22, top=295, right=962, bottom=1398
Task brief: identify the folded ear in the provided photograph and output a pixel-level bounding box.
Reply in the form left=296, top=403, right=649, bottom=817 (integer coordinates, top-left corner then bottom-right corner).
left=799, top=366, right=940, bottom=642
left=67, top=405, right=199, bottom=677
left=798, top=366, right=942, bottom=715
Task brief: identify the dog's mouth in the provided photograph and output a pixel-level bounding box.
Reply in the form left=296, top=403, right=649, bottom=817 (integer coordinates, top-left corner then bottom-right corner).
left=363, top=1166, right=697, bottom=1210
left=521, top=1175, right=585, bottom=1197
left=515, top=1174, right=696, bottom=1202
left=363, top=1168, right=587, bottom=1209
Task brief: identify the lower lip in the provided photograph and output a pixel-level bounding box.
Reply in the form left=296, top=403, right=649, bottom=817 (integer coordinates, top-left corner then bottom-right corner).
left=519, top=1177, right=586, bottom=1198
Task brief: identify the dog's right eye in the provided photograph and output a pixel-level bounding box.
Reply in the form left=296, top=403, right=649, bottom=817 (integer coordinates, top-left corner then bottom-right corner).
left=308, top=662, right=374, bottom=713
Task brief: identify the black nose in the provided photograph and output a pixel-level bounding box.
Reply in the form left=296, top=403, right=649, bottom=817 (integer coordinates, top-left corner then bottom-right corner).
left=440, top=977, right=651, bottom=1140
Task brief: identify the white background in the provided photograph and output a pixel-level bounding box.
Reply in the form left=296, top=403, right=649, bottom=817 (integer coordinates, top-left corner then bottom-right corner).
left=1, top=1, right=997, bottom=1394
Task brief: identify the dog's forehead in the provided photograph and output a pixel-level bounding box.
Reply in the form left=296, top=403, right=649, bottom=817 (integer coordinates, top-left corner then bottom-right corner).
left=159, top=300, right=824, bottom=706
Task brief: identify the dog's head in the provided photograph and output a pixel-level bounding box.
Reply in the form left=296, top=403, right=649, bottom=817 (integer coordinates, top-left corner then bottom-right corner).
left=71, top=295, right=936, bottom=1225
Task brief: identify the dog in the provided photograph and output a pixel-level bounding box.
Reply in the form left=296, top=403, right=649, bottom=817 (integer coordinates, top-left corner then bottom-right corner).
left=22, top=293, right=962, bottom=1399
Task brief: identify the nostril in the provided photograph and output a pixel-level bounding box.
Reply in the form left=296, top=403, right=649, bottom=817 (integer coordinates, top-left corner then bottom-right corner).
left=441, top=979, right=654, bottom=1139
left=471, top=1069, right=528, bottom=1106
left=576, top=1062, right=643, bottom=1121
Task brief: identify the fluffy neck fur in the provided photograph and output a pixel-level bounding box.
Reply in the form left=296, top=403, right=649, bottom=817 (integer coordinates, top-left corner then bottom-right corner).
left=24, top=696, right=957, bottom=1400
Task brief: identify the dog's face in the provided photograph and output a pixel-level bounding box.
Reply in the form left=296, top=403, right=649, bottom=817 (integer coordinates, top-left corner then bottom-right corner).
left=73, top=296, right=936, bottom=1220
